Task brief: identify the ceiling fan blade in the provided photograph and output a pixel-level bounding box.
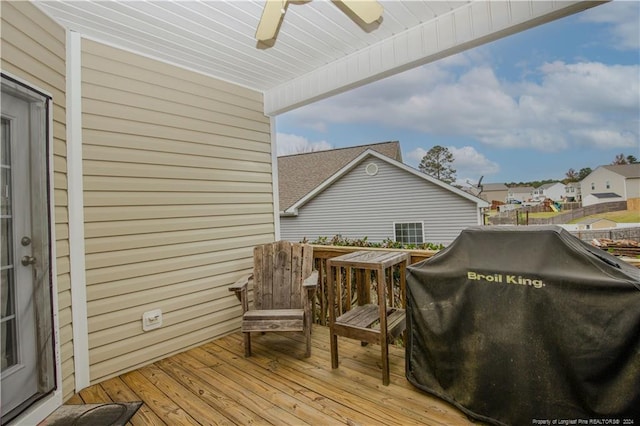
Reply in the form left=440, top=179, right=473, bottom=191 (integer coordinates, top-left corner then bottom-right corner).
left=334, top=0, right=383, bottom=24
left=256, top=0, right=289, bottom=42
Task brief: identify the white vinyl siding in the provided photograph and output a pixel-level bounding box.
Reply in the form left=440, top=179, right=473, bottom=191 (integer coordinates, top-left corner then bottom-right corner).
left=0, top=1, right=73, bottom=400
left=281, top=157, right=481, bottom=246
left=627, top=177, right=640, bottom=199
left=80, top=39, right=274, bottom=384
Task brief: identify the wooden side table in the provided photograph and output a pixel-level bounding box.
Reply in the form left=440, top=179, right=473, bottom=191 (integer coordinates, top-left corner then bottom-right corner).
left=326, top=250, right=410, bottom=385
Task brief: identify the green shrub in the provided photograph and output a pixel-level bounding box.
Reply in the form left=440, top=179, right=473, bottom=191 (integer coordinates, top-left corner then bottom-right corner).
left=303, top=234, right=444, bottom=251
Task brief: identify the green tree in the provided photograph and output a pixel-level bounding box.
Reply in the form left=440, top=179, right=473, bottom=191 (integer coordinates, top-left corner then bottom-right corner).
left=626, top=154, right=638, bottom=164
left=577, top=167, right=592, bottom=180
left=419, top=145, right=456, bottom=184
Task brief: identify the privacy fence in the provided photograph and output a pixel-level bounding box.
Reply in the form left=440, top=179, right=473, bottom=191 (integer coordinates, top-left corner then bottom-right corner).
left=488, top=201, right=628, bottom=226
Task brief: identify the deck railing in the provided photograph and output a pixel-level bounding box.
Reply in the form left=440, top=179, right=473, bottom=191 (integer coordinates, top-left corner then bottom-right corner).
left=308, top=244, right=639, bottom=326
left=309, top=245, right=438, bottom=326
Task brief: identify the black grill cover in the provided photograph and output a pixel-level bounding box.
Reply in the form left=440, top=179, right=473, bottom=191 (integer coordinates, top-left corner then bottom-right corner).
left=406, top=226, right=640, bottom=425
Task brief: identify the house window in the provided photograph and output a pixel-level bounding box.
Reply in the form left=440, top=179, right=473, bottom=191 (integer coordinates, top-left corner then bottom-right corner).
left=394, top=222, right=424, bottom=245
left=606, top=181, right=610, bottom=189
left=591, top=183, right=595, bottom=190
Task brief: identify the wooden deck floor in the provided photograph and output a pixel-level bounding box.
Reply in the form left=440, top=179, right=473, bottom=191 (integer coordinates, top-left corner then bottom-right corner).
left=67, top=325, right=474, bottom=425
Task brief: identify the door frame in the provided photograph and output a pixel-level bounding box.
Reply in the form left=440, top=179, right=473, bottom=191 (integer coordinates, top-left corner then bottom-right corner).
left=1, top=72, right=62, bottom=425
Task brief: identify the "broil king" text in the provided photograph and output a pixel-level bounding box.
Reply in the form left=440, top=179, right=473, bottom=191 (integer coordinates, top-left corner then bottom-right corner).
left=467, top=271, right=546, bottom=289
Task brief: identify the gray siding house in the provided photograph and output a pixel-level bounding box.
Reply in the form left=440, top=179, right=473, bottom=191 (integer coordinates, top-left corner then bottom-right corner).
left=280, top=148, right=489, bottom=246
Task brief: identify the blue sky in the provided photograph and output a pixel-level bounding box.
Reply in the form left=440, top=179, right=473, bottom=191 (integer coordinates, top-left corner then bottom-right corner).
left=275, top=0, right=639, bottom=186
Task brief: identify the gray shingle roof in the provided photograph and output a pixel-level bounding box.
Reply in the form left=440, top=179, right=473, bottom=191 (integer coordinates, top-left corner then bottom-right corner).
left=539, top=182, right=562, bottom=190
left=509, top=186, right=535, bottom=193
left=278, top=141, right=402, bottom=211
left=602, top=164, right=640, bottom=178
left=481, top=183, right=508, bottom=191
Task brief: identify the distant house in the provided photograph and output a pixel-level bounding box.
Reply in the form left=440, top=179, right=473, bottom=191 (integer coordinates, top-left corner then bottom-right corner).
left=278, top=146, right=489, bottom=246
left=576, top=218, right=617, bottom=230
left=479, top=183, right=509, bottom=204
left=581, top=164, right=640, bottom=207
left=507, top=186, right=535, bottom=203
left=532, top=182, right=566, bottom=201
left=565, top=182, right=582, bottom=202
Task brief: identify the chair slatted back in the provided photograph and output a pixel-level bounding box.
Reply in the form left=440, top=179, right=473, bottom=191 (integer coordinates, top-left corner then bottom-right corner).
left=253, top=241, right=313, bottom=310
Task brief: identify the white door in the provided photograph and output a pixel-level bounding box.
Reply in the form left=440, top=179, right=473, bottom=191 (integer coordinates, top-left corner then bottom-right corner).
left=1, top=92, right=40, bottom=417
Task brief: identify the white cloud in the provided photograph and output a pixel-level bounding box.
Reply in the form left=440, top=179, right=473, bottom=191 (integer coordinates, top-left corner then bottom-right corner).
left=532, top=61, right=639, bottom=111
left=449, top=146, right=500, bottom=175
left=580, top=0, right=640, bottom=50
left=276, top=133, right=332, bottom=156
left=570, top=129, right=638, bottom=149
left=282, top=52, right=479, bottom=128
left=282, top=59, right=639, bottom=153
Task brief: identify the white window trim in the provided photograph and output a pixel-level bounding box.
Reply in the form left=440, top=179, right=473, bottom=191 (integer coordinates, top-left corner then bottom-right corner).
left=392, top=221, right=425, bottom=245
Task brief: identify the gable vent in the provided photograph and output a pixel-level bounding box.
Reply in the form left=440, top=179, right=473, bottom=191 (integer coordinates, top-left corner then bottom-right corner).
left=365, top=163, right=379, bottom=176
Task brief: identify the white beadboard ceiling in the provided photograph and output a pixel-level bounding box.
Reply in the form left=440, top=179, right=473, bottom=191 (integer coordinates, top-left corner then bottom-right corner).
left=34, top=0, right=606, bottom=115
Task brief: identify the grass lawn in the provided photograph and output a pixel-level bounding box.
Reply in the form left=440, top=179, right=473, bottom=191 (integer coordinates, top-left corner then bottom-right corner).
left=526, top=212, right=559, bottom=219
left=488, top=208, right=640, bottom=223
left=568, top=209, right=640, bottom=224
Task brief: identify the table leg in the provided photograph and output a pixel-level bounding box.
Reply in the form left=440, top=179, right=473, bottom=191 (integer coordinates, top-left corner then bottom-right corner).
left=377, top=266, right=390, bottom=386
left=381, top=339, right=390, bottom=386
left=327, top=260, right=339, bottom=369
left=331, top=333, right=339, bottom=369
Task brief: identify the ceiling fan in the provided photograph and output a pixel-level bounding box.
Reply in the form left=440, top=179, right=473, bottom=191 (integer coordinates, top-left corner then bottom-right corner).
left=256, top=0, right=383, bottom=45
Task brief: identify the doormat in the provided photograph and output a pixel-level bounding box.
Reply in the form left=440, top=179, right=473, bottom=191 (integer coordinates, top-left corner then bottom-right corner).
left=40, top=402, right=143, bottom=426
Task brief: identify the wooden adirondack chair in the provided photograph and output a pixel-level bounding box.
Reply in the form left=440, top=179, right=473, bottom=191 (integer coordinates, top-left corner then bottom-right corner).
left=229, top=241, right=318, bottom=357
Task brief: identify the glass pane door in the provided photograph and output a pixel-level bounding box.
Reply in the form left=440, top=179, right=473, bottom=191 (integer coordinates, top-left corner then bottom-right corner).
left=1, top=117, right=18, bottom=372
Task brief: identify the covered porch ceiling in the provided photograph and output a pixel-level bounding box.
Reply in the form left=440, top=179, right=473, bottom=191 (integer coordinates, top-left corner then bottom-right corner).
left=34, top=0, right=606, bottom=116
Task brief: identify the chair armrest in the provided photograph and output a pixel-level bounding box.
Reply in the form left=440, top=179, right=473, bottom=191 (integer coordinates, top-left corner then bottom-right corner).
left=230, top=274, right=252, bottom=313
left=229, top=274, right=252, bottom=293
left=303, top=270, right=319, bottom=289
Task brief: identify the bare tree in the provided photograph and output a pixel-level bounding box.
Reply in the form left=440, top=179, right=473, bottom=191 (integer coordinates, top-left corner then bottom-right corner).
left=565, top=168, right=578, bottom=182
left=612, top=153, right=628, bottom=165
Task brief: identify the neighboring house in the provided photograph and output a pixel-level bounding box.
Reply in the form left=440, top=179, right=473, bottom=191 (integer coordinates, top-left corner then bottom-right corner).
left=279, top=149, right=489, bottom=246
left=565, top=182, right=582, bottom=202
left=576, top=218, right=617, bottom=230
left=0, top=1, right=605, bottom=424
left=479, top=183, right=509, bottom=204
left=532, top=182, right=566, bottom=201
left=580, top=164, right=640, bottom=207
left=278, top=141, right=402, bottom=213
left=507, top=186, right=535, bottom=203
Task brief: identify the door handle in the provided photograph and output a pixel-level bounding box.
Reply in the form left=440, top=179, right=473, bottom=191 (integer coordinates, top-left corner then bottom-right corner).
left=21, top=256, right=36, bottom=266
